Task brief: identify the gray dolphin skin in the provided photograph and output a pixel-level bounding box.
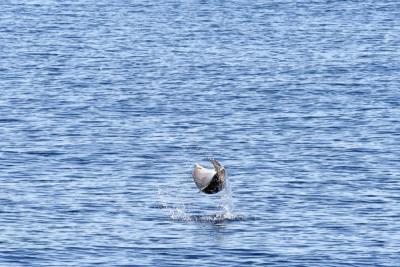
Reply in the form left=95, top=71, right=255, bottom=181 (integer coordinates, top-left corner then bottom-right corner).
left=192, top=159, right=226, bottom=194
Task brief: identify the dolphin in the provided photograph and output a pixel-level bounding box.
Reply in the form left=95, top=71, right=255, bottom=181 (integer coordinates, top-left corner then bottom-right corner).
left=192, top=159, right=226, bottom=194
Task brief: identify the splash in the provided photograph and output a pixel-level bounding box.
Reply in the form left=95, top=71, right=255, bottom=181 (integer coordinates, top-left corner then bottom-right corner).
left=155, top=174, right=244, bottom=223
left=219, top=172, right=234, bottom=219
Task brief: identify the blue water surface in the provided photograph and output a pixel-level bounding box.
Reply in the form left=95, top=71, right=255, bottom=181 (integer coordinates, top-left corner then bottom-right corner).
left=1, top=1, right=400, bottom=266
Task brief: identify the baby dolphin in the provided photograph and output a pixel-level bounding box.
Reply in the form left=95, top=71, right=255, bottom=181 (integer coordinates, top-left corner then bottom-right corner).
left=192, top=159, right=226, bottom=194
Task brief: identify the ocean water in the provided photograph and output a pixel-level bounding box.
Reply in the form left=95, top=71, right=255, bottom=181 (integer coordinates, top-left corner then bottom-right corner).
left=1, top=1, right=400, bottom=266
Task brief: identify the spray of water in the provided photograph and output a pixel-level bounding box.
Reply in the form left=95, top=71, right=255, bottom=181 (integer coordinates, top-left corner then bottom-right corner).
left=220, top=172, right=234, bottom=219
left=156, top=173, right=242, bottom=223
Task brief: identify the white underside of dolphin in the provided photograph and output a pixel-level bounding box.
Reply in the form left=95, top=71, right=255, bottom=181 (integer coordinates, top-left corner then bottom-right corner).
left=193, top=163, right=216, bottom=190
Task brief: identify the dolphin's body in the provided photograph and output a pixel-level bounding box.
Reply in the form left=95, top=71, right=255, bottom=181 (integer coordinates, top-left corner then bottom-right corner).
left=192, top=159, right=226, bottom=194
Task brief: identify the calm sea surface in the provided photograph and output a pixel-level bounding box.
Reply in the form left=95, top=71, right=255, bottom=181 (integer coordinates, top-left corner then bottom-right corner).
left=1, top=1, right=400, bottom=266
